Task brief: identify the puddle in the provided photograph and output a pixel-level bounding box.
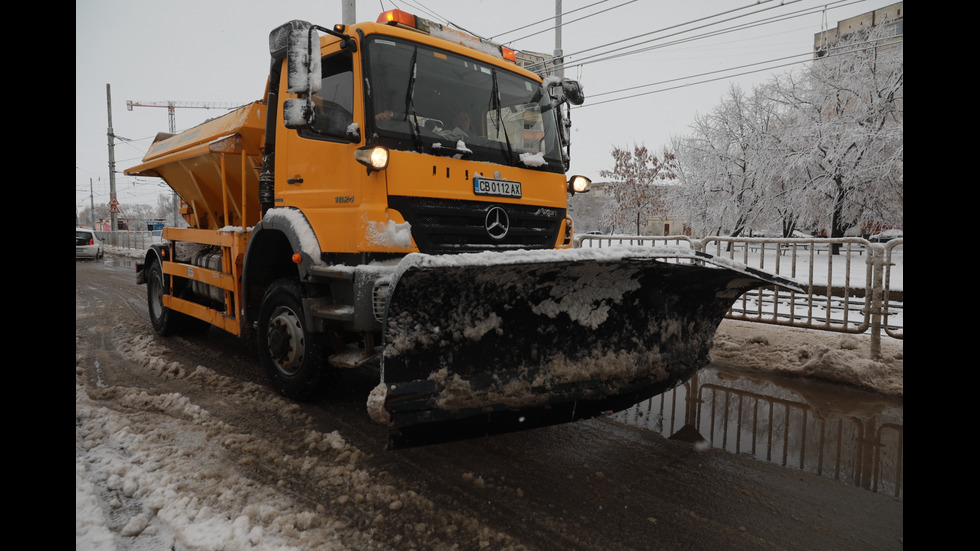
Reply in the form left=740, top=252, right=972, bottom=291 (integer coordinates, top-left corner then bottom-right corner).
left=612, top=364, right=903, bottom=499
left=101, top=255, right=139, bottom=270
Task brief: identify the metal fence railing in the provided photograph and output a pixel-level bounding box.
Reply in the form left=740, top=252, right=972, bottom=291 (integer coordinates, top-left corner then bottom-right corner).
left=95, top=230, right=162, bottom=251
left=576, top=235, right=903, bottom=357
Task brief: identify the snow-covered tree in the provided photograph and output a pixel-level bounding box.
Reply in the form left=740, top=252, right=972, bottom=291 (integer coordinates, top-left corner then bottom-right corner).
left=599, top=143, right=677, bottom=235
left=766, top=24, right=903, bottom=239
left=668, top=85, right=777, bottom=237
left=666, top=24, right=902, bottom=245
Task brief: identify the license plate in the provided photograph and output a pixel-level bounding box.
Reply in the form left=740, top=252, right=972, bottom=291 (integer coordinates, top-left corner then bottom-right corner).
left=473, top=177, right=522, bottom=198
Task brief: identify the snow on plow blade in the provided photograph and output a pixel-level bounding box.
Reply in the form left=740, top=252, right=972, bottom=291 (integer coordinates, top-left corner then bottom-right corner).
left=380, top=247, right=803, bottom=449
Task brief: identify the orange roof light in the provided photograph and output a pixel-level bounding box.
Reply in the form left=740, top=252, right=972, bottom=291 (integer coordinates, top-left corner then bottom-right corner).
left=378, top=9, right=417, bottom=28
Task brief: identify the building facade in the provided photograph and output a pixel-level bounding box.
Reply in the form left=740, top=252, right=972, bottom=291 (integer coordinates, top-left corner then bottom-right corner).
left=814, top=2, right=903, bottom=57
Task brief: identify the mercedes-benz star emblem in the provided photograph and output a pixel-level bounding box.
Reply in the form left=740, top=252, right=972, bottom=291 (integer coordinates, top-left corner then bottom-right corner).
left=484, top=206, right=510, bottom=240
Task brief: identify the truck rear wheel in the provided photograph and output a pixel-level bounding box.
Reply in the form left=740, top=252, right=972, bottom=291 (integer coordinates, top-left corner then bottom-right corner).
left=257, top=278, right=328, bottom=401
left=147, top=260, right=210, bottom=336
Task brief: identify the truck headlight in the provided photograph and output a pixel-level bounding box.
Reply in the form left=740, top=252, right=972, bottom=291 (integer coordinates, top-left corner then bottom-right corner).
left=567, top=175, right=591, bottom=194
left=354, top=146, right=389, bottom=173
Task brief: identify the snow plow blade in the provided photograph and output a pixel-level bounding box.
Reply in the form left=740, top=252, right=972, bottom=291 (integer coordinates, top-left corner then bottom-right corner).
left=380, top=247, right=803, bottom=449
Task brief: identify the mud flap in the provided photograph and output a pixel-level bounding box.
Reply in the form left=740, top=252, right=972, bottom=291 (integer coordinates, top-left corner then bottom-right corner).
left=379, top=247, right=803, bottom=449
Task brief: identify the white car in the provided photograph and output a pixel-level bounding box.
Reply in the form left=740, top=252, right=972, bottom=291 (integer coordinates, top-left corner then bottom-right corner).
left=76, top=228, right=104, bottom=260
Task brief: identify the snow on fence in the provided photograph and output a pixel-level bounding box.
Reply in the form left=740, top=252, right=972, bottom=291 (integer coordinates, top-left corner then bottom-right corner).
left=576, top=234, right=903, bottom=358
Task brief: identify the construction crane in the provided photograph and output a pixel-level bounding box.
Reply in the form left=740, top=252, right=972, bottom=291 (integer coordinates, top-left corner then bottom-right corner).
left=126, top=100, right=242, bottom=134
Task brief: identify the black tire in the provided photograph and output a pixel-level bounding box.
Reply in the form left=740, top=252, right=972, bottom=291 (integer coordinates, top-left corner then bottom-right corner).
left=256, top=278, right=328, bottom=401
left=146, top=260, right=210, bottom=336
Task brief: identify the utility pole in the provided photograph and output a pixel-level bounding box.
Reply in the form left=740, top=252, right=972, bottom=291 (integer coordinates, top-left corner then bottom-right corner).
left=89, top=178, right=96, bottom=228
left=342, top=0, right=356, bottom=25
left=126, top=100, right=241, bottom=226
left=554, top=0, right=563, bottom=78
left=106, top=84, right=119, bottom=231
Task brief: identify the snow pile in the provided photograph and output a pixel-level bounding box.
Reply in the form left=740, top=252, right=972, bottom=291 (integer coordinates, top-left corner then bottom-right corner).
left=519, top=152, right=546, bottom=167
left=217, top=225, right=250, bottom=234
left=366, top=219, right=413, bottom=248
left=76, top=462, right=114, bottom=550
left=710, top=319, right=903, bottom=398
left=366, top=383, right=389, bottom=424
left=795, top=344, right=900, bottom=393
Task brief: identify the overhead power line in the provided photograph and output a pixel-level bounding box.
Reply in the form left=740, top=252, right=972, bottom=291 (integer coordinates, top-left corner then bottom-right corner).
left=519, top=0, right=872, bottom=107
left=488, top=0, right=619, bottom=41
left=498, top=0, right=638, bottom=45
left=583, top=33, right=902, bottom=109
left=523, top=0, right=836, bottom=74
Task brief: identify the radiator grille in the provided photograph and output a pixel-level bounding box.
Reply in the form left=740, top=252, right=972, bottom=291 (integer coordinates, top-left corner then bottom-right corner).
left=388, top=196, right=565, bottom=254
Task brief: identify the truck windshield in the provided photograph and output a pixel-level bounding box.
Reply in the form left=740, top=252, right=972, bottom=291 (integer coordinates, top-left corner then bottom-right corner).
left=364, top=35, right=564, bottom=172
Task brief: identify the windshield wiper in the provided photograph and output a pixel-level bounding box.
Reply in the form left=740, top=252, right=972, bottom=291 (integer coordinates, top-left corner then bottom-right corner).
left=430, top=142, right=473, bottom=158
left=489, top=71, right=515, bottom=164
left=403, top=47, right=423, bottom=152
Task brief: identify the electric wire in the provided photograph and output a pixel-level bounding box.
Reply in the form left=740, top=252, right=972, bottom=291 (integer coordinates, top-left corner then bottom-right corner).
left=582, top=34, right=901, bottom=108
left=488, top=0, right=619, bottom=41
left=552, top=0, right=880, bottom=108
left=524, top=0, right=861, bottom=74
left=499, top=0, right=638, bottom=45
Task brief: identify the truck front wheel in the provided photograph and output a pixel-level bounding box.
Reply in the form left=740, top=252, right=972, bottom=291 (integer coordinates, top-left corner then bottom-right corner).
left=257, top=278, right=328, bottom=401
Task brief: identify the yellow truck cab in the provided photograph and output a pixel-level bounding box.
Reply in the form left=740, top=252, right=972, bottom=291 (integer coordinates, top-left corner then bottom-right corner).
left=272, top=12, right=587, bottom=258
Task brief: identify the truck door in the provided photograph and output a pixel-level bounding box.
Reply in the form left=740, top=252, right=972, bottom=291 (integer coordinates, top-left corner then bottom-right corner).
left=276, top=46, right=363, bottom=252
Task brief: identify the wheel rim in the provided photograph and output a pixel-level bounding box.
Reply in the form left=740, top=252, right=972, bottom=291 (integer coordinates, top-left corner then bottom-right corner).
left=266, top=306, right=306, bottom=376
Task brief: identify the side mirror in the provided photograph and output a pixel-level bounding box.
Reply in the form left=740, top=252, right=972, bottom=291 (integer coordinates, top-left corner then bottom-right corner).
left=561, top=79, right=584, bottom=106
left=282, top=98, right=313, bottom=129
left=286, top=24, right=322, bottom=96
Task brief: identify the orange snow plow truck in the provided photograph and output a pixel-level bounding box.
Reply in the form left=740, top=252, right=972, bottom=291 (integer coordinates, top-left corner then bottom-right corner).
left=127, top=10, right=802, bottom=449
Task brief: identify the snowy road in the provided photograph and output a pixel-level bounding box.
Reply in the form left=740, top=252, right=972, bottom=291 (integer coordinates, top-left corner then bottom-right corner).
left=76, top=256, right=902, bottom=551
